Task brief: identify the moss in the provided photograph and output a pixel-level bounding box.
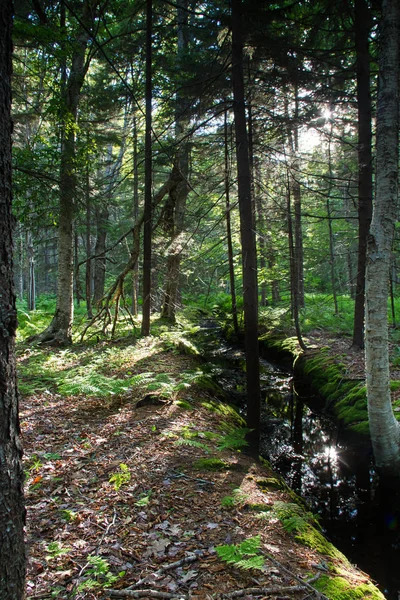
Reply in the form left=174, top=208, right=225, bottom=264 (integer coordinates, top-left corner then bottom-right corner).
left=257, top=476, right=285, bottom=491
left=295, top=526, right=349, bottom=563
left=174, top=399, right=193, bottom=410
left=313, top=575, right=385, bottom=599
left=245, top=503, right=272, bottom=513
left=193, top=457, right=229, bottom=471
left=200, top=399, right=246, bottom=426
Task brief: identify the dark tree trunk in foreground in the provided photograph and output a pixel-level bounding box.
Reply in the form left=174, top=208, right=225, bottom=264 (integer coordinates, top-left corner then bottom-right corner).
left=141, top=0, right=153, bottom=336
left=352, top=0, right=373, bottom=349
left=231, top=0, right=261, bottom=449
left=0, top=1, right=26, bottom=596
left=365, top=0, right=400, bottom=477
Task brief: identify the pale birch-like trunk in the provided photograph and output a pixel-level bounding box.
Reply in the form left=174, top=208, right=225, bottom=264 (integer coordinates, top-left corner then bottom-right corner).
left=365, top=0, right=400, bottom=476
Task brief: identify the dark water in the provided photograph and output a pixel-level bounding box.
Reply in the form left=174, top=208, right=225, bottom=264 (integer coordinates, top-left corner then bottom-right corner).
left=197, top=323, right=400, bottom=600
left=261, top=389, right=400, bottom=600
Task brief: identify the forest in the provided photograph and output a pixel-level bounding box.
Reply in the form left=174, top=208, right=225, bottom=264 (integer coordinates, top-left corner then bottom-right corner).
left=1, top=0, right=400, bottom=598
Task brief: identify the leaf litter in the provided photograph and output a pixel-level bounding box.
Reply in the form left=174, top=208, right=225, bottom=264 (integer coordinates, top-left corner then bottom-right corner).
left=20, top=336, right=380, bottom=599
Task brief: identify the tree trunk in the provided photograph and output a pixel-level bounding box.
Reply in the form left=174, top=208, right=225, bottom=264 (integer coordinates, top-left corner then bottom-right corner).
left=224, top=107, right=239, bottom=336
left=0, top=1, right=26, bottom=595
left=285, top=87, right=305, bottom=308
left=365, top=0, right=400, bottom=477
left=32, top=0, right=97, bottom=345
left=131, top=112, right=140, bottom=316
left=27, top=230, right=35, bottom=311
left=92, top=205, right=109, bottom=304
left=352, top=0, right=373, bottom=348
left=141, top=0, right=153, bottom=336
left=231, top=0, right=261, bottom=450
left=85, top=177, right=93, bottom=320
left=254, top=158, right=268, bottom=307
left=326, top=121, right=339, bottom=315
left=161, top=0, right=190, bottom=322
left=287, top=183, right=306, bottom=351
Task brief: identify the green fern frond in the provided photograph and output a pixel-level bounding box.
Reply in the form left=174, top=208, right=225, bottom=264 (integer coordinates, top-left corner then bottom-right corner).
left=217, top=427, right=250, bottom=451
left=174, top=438, right=210, bottom=452
left=216, top=536, right=264, bottom=571
left=281, top=515, right=309, bottom=533
left=236, top=556, right=265, bottom=570
left=238, top=535, right=261, bottom=554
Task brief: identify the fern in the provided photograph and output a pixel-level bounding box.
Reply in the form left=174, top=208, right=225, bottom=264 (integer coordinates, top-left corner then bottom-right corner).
left=216, top=535, right=264, bottom=571
left=174, top=438, right=210, bottom=452
left=281, top=514, right=309, bottom=533
left=270, top=501, right=314, bottom=533
left=217, top=427, right=250, bottom=451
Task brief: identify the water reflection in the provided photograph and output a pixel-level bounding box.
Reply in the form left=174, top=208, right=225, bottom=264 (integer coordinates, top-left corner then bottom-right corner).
left=197, top=322, right=400, bottom=599
left=261, top=385, right=400, bottom=600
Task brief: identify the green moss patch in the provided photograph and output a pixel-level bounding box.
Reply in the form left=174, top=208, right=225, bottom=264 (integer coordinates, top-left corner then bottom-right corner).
left=313, top=575, right=385, bottom=599
left=295, top=526, right=349, bottom=563
left=193, top=457, right=229, bottom=471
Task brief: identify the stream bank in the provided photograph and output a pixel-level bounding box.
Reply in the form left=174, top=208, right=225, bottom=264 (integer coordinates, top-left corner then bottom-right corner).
left=198, top=320, right=400, bottom=599
left=260, top=333, right=400, bottom=600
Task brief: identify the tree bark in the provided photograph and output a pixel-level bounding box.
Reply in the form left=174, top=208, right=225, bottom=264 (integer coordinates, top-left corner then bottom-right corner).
left=365, top=0, right=400, bottom=476
left=85, top=168, right=93, bottom=320
left=352, top=0, right=373, bottom=349
left=141, top=0, right=153, bottom=336
left=231, top=0, right=261, bottom=449
left=92, top=205, right=109, bottom=304
left=131, top=111, right=140, bottom=316
left=0, top=1, right=26, bottom=595
left=27, top=230, right=35, bottom=311
left=287, top=183, right=306, bottom=351
left=161, top=0, right=190, bottom=323
left=34, top=0, right=97, bottom=345
left=224, top=106, right=239, bottom=336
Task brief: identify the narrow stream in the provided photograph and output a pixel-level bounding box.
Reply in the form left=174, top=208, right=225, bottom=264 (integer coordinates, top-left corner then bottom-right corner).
left=197, top=321, right=400, bottom=600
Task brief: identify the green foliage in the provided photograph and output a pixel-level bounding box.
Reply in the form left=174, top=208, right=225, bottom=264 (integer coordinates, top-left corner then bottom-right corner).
left=45, top=541, right=71, bottom=561
left=135, top=490, right=152, bottom=506
left=221, top=488, right=248, bottom=508
left=201, top=399, right=246, bottom=426
left=193, top=457, right=228, bottom=471
left=216, top=536, right=264, bottom=571
left=77, top=555, right=125, bottom=592
left=109, top=463, right=131, bottom=491
left=59, top=509, right=77, bottom=522
left=58, top=371, right=134, bottom=397
left=160, top=330, right=200, bottom=355
left=217, top=427, right=250, bottom=451
left=270, top=501, right=319, bottom=533
left=313, top=575, right=385, bottom=599
left=174, top=437, right=210, bottom=452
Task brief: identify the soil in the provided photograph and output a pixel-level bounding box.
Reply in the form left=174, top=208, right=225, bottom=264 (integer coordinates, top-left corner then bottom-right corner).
left=20, top=334, right=381, bottom=600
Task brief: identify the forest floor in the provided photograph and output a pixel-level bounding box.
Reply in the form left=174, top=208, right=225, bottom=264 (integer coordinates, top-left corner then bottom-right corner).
left=19, top=328, right=384, bottom=600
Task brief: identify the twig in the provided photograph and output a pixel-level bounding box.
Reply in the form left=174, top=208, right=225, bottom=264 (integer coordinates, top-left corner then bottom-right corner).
left=263, top=553, right=329, bottom=599
left=225, top=574, right=323, bottom=598
left=225, top=582, right=319, bottom=598
left=127, top=551, right=203, bottom=590
left=168, top=469, right=214, bottom=486
left=107, top=590, right=183, bottom=598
